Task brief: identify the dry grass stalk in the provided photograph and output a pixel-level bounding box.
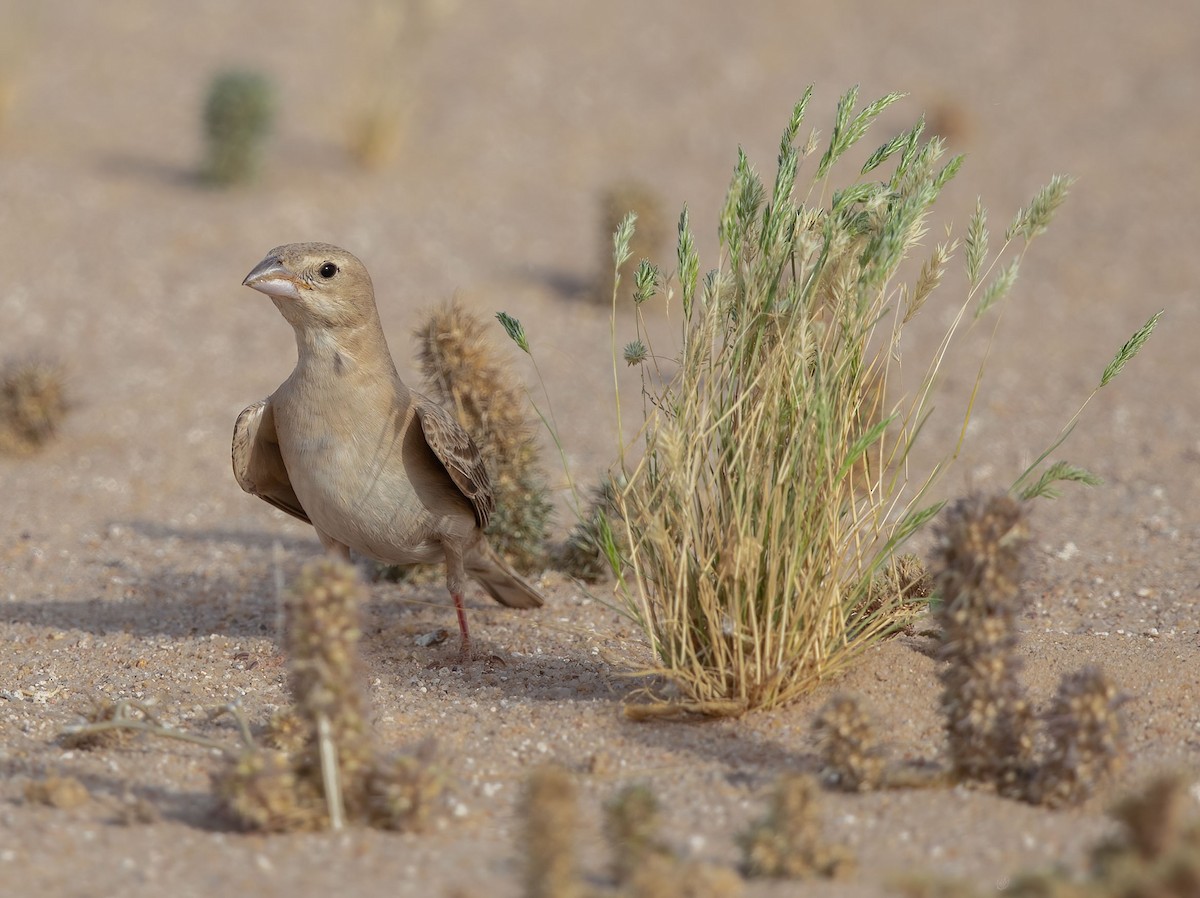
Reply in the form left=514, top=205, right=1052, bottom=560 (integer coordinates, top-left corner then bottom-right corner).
left=415, top=298, right=552, bottom=572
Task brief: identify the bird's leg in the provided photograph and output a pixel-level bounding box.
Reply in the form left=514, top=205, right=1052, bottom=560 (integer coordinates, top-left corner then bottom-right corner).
left=316, top=529, right=353, bottom=565
left=444, top=547, right=471, bottom=659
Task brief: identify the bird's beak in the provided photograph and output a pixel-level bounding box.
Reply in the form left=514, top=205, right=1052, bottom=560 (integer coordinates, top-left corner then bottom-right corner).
left=243, top=257, right=302, bottom=299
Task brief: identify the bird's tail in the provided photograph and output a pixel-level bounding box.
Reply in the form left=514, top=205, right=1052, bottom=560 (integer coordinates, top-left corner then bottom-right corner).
left=465, top=539, right=545, bottom=609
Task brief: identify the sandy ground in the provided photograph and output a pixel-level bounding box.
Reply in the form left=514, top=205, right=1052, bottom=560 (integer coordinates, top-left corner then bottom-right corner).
left=2, top=1, right=1199, bottom=895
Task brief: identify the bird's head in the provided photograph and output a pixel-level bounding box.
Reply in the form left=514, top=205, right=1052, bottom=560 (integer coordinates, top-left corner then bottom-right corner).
left=242, top=242, right=377, bottom=330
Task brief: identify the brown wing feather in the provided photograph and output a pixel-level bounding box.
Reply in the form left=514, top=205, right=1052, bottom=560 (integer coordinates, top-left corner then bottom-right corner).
left=232, top=398, right=311, bottom=525
left=413, top=398, right=494, bottom=530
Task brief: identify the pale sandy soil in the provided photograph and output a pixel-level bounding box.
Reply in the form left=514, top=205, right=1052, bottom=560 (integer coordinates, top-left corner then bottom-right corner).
left=2, top=2, right=1199, bottom=896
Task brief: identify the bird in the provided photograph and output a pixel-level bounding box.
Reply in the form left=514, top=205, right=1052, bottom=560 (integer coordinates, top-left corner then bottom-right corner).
left=232, top=242, right=545, bottom=655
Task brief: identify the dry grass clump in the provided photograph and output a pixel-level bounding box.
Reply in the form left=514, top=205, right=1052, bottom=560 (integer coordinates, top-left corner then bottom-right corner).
left=738, top=774, right=853, bottom=880
left=500, top=88, right=1157, bottom=716
left=415, top=298, right=552, bottom=572
left=215, top=559, right=448, bottom=832
left=0, top=356, right=68, bottom=455
left=934, top=493, right=1036, bottom=794
left=596, top=181, right=669, bottom=305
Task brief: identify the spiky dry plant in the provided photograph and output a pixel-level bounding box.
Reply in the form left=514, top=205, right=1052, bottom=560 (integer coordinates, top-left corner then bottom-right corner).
left=556, top=475, right=626, bottom=582
left=933, top=494, right=1036, bottom=794
left=499, top=88, right=1157, bottom=715
left=0, top=357, right=68, bottom=455
left=522, top=765, right=582, bottom=898
left=605, top=784, right=676, bottom=885
left=1029, top=666, right=1125, bottom=808
left=216, top=559, right=448, bottom=832
left=363, top=742, right=449, bottom=832
left=415, top=298, right=552, bottom=572
left=214, top=747, right=323, bottom=832
left=596, top=181, right=669, bottom=305
left=283, top=558, right=375, bottom=808
left=813, top=693, right=887, bottom=792
left=201, top=70, right=274, bottom=186
left=738, top=774, right=853, bottom=879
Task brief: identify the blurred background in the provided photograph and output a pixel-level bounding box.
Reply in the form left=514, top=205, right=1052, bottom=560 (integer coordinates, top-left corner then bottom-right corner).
left=1, top=0, right=1196, bottom=548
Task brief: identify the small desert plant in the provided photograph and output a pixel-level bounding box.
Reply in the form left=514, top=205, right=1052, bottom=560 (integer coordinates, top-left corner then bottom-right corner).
left=415, top=298, right=552, bottom=572
left=555, top=474, right=626, bottom=582
left=1029, top=665, right=1125, bottom=808
left=605, top=784, right=676, bottom=884
left=596, top=181, right=669, bottom=305
left=501, top=88, right=1158, bottom=715
left=522, top=765, right=582, bottom=898
left=202, top=70, right=275, bottom=186
left=901, top=772, right=1200, bottom=897
left=738, top=774, right=853, bottom=879
left=933, top=493, right=1036, bottom=794
left=813, top=693, right=888, bottom=792
left=0, top=356, right=68, bottom=454
left=214, top=559, right=448, bottom=831
left=345, top=0, right=456, bottom=169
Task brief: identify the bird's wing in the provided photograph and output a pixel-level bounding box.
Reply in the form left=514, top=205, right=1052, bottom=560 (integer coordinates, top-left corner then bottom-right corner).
left=413, top=399, right=494, bottom=530
left=232, top=398, right=311, bottom=525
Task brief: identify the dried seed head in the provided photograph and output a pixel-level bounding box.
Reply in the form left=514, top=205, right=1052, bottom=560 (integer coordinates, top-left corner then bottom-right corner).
left=738, top=775, right=853, bottom=879
left=604, top=784, right=675, bottom=884
left=523, top=765, right=581, bottom=898
left=813, top=694, right=886, bottom=792
left=933, top=494, right=1035, bottom=791
left=364, top=743, right=449, bottom=832
left=213, top=748, right=323, bottom=832
left=284, top=559, right=375, bottom=798
left=0, top=357, right=68, bottom=454
left=1030, top=666, right=1126, bottom=808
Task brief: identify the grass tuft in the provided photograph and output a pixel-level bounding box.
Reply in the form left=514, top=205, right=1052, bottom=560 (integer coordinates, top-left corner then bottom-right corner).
left=501, top=88, right=1156, bottom=716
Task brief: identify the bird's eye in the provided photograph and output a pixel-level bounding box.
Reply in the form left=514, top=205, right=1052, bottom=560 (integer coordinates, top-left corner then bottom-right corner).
left=318, top=262, right=338, bottom=279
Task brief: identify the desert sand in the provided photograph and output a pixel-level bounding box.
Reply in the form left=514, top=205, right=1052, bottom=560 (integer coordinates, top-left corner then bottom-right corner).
left=2, top=2, right=1199, bottom=896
